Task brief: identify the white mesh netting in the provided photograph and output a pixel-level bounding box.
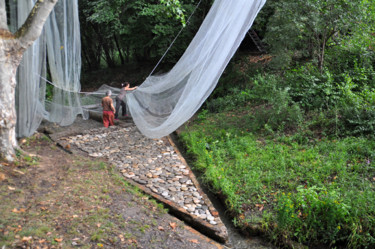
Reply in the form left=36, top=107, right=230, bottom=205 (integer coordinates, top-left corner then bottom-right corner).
left=127, top=0, right=266, bottom=138
left=11, top=0, right=87, bottom=137
left=12, top=0, right=266, bottom=138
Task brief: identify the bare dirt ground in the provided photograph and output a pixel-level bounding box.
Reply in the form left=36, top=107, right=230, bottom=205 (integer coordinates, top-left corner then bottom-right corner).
left=0, top=131, right=223, bottom=248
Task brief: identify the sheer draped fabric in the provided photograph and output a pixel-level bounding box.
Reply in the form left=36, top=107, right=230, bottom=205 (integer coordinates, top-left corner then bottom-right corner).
left=10, top=0, right=86, bottom=137
left=10, top=0, right=266, bottom=138
left=127, top=0, right=266, bottom=138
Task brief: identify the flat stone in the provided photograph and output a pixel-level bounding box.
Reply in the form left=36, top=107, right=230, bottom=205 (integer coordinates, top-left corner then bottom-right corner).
left=151, top=188, right=159, bottom=193
left=207, top=216, right=215, bottom=222
left=184, top=198, right=193, bottom=204
left=135, top=179, right=147, bottom=185
left=188, top=207, right=195, bottom=212
left=193, top=199, right=201, bottom=204
left=169, top=187, right=177, bottom=192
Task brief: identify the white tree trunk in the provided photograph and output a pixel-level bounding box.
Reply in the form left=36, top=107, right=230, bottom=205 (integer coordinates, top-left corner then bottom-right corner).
left=0, top=0, right=58, bottom=161
left=0, top=36, right=22, bottom=161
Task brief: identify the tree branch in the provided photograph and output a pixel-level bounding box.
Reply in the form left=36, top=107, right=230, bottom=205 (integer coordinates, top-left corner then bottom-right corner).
left=0, top=0, right=7, bottom=30
left=15, top=0, right=58, bottom=50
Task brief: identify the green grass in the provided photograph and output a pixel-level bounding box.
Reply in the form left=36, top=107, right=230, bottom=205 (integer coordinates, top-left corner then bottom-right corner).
left=180, top=112, right=375, bottom=248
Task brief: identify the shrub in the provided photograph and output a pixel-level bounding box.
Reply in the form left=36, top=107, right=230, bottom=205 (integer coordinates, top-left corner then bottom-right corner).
left=276, top=186, right=350, bottom=246
left=283, top=64, right=341, bottom=111
left=336, top=75, right=375, bottom=138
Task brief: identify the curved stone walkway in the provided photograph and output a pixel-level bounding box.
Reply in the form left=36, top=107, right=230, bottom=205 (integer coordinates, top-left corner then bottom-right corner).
left=46, top=118, right=228, bottom=243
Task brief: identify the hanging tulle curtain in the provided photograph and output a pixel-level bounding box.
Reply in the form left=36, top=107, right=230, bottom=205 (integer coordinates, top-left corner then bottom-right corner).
left=45, top=0, right=87, bottom=126
left=127, top=0, right=267, bottom=138
left=10, top=0, right=86, bottom=137
left=10, top=0, right=49, bottom=138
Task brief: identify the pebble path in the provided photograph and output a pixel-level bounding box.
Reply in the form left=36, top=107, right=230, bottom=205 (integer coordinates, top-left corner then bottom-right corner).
left=63, top=125, right=222, bottom=227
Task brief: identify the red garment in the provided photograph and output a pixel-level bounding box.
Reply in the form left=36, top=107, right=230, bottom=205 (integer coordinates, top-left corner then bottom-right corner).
left=103, top=111, right=114, bottom=128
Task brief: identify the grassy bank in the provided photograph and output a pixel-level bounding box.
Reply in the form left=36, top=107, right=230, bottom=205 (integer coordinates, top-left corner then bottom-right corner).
left=177, top=48, right=375, bottom=247
left=179, top=110, right=375, bottom=248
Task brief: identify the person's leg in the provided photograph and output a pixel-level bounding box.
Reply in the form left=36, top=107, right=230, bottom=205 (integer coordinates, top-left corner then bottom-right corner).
left=121, top=100, right=127, bottom=116
left=103, top=112, right=109, bottom=128
left=115, top=97, right=121, bottom=119
left=108, top=112, right=115, bottom=126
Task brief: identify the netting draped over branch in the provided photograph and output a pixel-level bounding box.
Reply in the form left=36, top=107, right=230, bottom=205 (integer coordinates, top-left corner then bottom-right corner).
left=10, top=0, right=87, bottom=138
left=127, top=0, right=266, bottom=138
left=11, top=0, right=266, bottom=139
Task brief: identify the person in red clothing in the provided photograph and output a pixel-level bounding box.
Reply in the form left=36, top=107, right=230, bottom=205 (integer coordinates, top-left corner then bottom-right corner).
left=101, top=90, right=115, bottom=128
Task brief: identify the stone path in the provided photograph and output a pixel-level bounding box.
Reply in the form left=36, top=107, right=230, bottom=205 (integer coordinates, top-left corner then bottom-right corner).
left=47, top=119, right=228, bottom=243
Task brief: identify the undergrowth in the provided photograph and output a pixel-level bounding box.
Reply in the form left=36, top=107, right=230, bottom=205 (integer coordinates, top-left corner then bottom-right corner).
left=180, top=50, right=375, bottom=248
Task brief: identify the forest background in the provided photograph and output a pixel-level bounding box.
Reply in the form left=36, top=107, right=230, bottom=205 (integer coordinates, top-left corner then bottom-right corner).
left=78, top=0, right=375, bottom=248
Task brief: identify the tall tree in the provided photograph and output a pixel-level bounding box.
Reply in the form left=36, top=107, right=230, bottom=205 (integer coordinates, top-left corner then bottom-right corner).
left=79, top=0, right=202, bottom=70
left=264, top=0, right=364, bottom=71
left=0, top=0, right=58, bottom=161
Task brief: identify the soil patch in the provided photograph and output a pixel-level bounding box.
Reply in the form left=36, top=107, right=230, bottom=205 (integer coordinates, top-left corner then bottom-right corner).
left=0, top=133, right=222, bottom=248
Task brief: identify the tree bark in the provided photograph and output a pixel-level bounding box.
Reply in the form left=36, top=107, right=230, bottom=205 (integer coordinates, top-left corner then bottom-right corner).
left=114, top=34, right=125, bottom=65
left=0, top=0, right=7, bottom=30
left=0, top=35, right=21, bottom=161
left=0, top=0, right=58, bottom=161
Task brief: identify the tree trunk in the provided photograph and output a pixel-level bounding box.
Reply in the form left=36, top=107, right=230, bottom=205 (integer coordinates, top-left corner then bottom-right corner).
left=0, top=35, right=22, bottom=161
left=0, top=0, right=57, bottom=161
left=114, top=34, right=125, bottom=65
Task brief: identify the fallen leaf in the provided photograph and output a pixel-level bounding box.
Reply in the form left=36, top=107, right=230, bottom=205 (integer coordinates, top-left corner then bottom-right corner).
left=14, top=225, right=22, bottom=233
left=13, top=169, right=25, bottom=175
left=127, top=239, right=137, bottom=244
left=119, top=234, right=125, bottom=242
left=157, top=226, right=165, bottom=231
left=255, top=204, right=264, bottom=212
left=189, top=239, right=199, bottom=244
left=169, top=222, right=177, bottom=230
left=0, top=173, right=6, bottom=181
left=12, top=208, right=26, bottom=213
left=22, top=236, right=32, bottom=242
left=54, top=238, right=63, bottom=242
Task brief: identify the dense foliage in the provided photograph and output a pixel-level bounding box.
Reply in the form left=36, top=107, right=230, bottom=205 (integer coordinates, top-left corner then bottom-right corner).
left=79, top=0, right=212, bottom=71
